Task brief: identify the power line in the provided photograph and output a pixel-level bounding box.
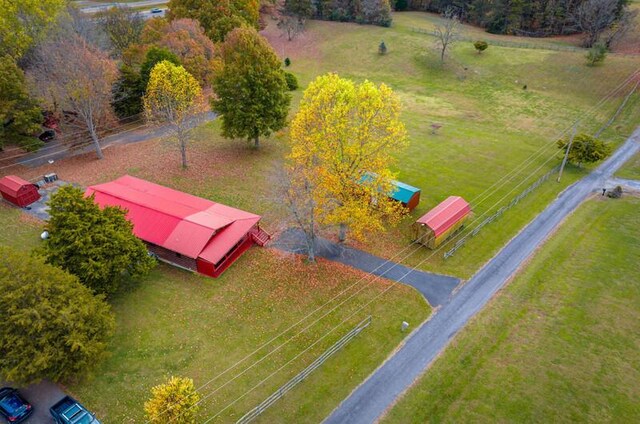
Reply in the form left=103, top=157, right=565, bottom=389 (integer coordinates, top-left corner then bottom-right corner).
left=192, top=69, right=640, bottom=422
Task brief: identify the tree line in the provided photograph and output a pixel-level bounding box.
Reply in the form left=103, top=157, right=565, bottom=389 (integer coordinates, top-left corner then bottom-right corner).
left=398, top=0, right=632, bottom=45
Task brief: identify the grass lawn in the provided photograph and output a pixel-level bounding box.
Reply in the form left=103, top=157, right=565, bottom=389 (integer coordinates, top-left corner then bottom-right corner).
left=616, top=151, right=640, bottom=180
left=383, top=196, right=640, bottom=423
left=264, top=12, right=640, bottom=278
left=0, top=202, right=429, bottom=423
left=13, top=12, right=639, bottom=281
left=1, top=11, right=639, bottom=422
left=0, top=203, right=42, bottom=251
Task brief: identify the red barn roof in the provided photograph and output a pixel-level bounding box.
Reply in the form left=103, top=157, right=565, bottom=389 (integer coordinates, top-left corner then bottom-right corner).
left=0, top=175, right=32, bottom=197
left=417, top=196, right=470, bottom=237
left=85, top=175, right=260, bottom=265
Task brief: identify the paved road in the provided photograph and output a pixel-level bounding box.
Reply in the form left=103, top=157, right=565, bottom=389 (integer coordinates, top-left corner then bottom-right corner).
left=0, top=380, right=66, bottom=424
left=608, top=176, right=640, bottom=191
left=78, top=0, right=168, bottom=14
left=324, top=128, right=640, bottom=424
left=273, top=229, right=460, bottom=306
left=19, top=112, right=215, bottom=168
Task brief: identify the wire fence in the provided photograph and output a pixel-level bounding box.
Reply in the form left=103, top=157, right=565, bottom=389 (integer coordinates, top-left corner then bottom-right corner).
left=444, top=165, right=561, bottom=259
left=236, top=316, right=372, bottom=424
left=410, top=27, right=584, bottom=53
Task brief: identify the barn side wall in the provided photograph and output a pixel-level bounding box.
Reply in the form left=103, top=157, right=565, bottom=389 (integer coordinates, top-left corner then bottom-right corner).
left=147, top=243, right=197, bottom=271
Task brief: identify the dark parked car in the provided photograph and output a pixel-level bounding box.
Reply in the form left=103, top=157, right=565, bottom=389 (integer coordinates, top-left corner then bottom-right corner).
left=38, top=129, right=56, bottom=142
left=0, top=387, right=32, bottom=424
left=50, top=396, right=100, bottom=424
left=49, top=396, right=100, bottom=424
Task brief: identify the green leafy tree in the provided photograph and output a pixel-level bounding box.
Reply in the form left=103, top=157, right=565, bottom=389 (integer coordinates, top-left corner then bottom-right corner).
left=284, top=0, right=315, bottom=19
left=144, top=376, right=200, bottom=424
left=211, top=27, right=290, bottom=148
left=112, top=64, right=144, bottom=118
left=0, top=246, right=115, bottom=385
left=284, top=72, right=299, bottom=91
left=586, top=43, right=607, bottom=66
left=0, top=56, right=42, bottom=150
left=140, top=46, right=181, bottom=92
left=557, top=133, right=612, bottom=167
left=40, top=185, right=156, bottom=296
left=97, top=4, right=145, bottom=56
left=474, top=40, right=489, bottom=53
left=0, top=0, right=66, bottom=59
left=394, top=0, right=408, bottom=11
left=167, top=0, right=259, bottom=42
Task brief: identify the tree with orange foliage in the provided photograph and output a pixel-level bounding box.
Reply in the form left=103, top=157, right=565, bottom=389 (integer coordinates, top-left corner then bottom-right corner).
left=156, top=19, right=218, bottom=86
left=29, top=35, right=118, bottom=160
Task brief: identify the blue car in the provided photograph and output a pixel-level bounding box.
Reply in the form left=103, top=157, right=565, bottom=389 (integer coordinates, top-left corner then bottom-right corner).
left=0, top=387, right=32, bottom=424
left=50, top=396, right=100, bottom=424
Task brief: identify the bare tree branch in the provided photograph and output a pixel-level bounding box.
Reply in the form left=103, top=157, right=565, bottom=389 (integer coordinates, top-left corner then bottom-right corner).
left=434, top=8, right=461, bottom=63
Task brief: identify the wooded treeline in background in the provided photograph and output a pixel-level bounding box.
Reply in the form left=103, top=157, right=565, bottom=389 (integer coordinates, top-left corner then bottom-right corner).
left=306, top=0, right=630, bottom=39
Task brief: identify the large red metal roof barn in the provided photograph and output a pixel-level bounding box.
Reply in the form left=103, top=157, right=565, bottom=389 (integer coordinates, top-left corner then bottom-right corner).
left=414, top=196, right=471, bottom=249
left=0, top=175, right=40, bottom=207
left=85, top=175, right=269, bottom=278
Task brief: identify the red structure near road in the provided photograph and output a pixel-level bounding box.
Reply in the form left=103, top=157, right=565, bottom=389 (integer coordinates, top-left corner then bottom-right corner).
left=0, top=175, right=40, bottom=207
left=413, top=196, right=471, bottom=249
left=86, top=175, right=269, bottom=278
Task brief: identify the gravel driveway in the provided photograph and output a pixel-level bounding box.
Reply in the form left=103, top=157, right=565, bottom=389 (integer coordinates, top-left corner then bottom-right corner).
left=0, top=380, right=66, bottom=424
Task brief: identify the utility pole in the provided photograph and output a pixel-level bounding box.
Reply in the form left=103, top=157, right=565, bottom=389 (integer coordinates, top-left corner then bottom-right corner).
left=557, top=124, right=577, bottom=183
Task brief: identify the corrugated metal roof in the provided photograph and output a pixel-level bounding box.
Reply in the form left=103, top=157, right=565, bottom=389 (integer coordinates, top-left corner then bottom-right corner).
left=0, top=175, right=31, bottom=197
left=417, top=196, right=471, bottom=237
left=199, top=217, right=260, bottom=264
left=390, top=180, right=420, bottom=204
left=86, top=176, right=261, bottom=261
left=359, top=173, right=420, bottom=204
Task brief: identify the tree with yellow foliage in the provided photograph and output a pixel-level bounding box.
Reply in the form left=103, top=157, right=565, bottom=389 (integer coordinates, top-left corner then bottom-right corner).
left=0, top=0, right=66, bottom=59
left=143, top=60, right=204, bottom=168
left=144, top=376, right=200, bottom=424
left=286, top=73, right=408, bottom=257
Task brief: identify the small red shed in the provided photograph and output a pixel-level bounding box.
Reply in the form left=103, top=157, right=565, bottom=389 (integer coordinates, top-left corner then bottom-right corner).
left=413, top=196, right=471, bottom=249
left=0, top=175, right=40, bottom=207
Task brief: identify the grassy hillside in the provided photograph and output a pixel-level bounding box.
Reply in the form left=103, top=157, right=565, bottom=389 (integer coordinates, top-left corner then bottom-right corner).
left=383, top=196, right=640, bottom=423
left=264, top=12, right=640, bottom=278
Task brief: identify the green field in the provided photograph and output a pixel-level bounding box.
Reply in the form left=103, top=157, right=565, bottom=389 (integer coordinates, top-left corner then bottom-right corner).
left=383, top=196, right=640, bottom=423
left=0, top=203, right=429, bottom=423
left=4, top=10, right=640, bottom=423
left=617, top=151, right=640, bottom=180
left=266, top=12, right=640, bottom=278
